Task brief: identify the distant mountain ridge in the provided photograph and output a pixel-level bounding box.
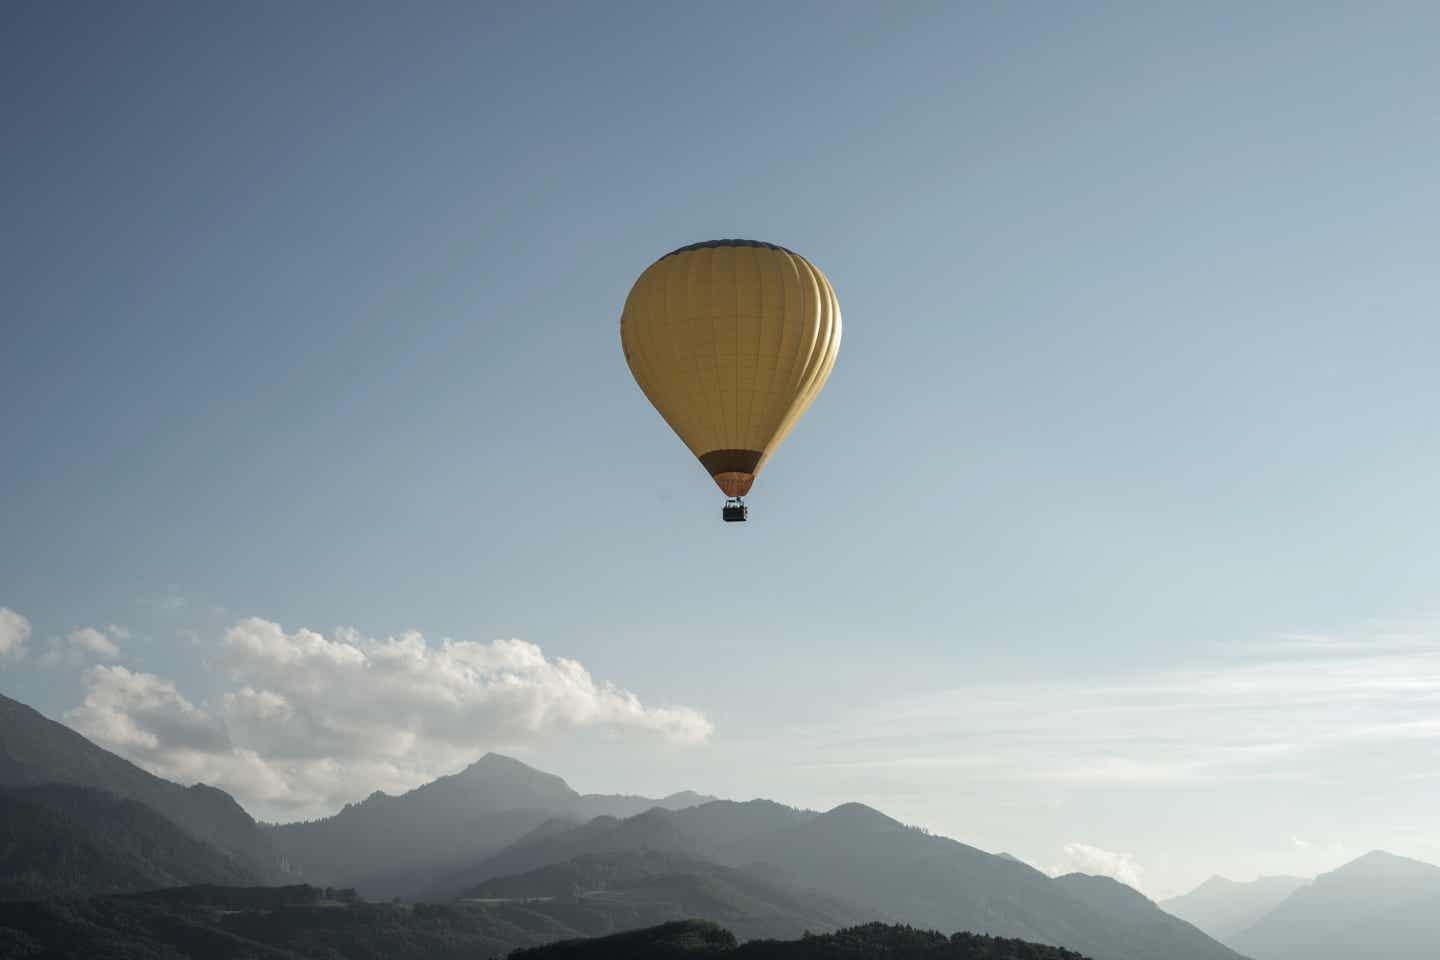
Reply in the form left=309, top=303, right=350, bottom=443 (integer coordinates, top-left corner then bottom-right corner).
left=1160, top=874, right=1309, bottom=941
left=0, top=692, right=283, bottom=880
left=1053, top=873, right=1234, bottom=960
left=427, top=799, right=817, bottom=898
left=1229, top=850, right=1440, bottom=960
left=579, top=788, right=718, bottom=818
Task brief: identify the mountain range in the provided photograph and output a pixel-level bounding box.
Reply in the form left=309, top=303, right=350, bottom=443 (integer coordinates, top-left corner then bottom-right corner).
left=266, top=752, right=718, bottom=896
left=1228, top=850, right=1440, bottom=960
left=1160, top=874, right=1309, bottom=941
left=429, top=798, right=1238, bottom=960
left=4, top=689, right=1439, bottom=960
left=1156, top=850, right=1440, bottom=959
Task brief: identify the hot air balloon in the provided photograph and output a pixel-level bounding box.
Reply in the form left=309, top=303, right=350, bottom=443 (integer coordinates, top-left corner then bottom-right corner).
left=620, top=239, right=842, bottom=522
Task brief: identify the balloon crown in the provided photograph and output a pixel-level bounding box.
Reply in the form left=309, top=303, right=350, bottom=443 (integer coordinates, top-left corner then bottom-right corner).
left=660, top=238, right=798, bottom=260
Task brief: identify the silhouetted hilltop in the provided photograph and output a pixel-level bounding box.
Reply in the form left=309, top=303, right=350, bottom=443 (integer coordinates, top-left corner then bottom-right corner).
left=510, top=920, right=1093, bottom=959
left=510, top=919, right=737, bottom=958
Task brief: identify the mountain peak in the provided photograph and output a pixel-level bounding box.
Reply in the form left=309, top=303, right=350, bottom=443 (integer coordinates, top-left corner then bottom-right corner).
left=624, top=806, right=679, bottom=833
left=817, top=802, right=902, bottom=830
left=395, top=752, right=578, bottom=803
left=1232, top=850, right=1440, bottom=959
left=1325, top=849, right=1439, bottom=881
left=1053, top=872, right=1156, bottom=917
left=457, top=748, right=521, bottom=771
left=1191, top=874, right=1239, bottom=893
left=1351, top=849, right=1406, bottom=865
left=463, top=752, right=533, bottom=774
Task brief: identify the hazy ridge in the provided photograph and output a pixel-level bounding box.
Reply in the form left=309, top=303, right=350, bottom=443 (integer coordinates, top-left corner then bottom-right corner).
left=1159, top=874, right=1308, bottom=941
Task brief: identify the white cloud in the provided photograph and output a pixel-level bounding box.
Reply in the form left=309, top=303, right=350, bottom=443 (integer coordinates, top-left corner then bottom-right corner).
left=68, top=665, right=229, bottom=755
left=39, top=625, right=126, bottom=668
left=0, top=607, right=31, bottom=660
left=1050, top=842, right=1146, bottom=892
left=791, top=627, right=1440, bottom=790
left=65, top=618, right=713, bottom=819
left=67, top=627, right=122, bottom=659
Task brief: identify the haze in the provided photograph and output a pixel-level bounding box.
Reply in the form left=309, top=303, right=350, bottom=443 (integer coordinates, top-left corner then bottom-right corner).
left=4, top=2, right=1438, bottom=900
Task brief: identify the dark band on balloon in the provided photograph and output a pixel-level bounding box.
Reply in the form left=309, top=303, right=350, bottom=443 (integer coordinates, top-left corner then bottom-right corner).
left=702, top=449, right=762, bottom=498
left=699, top=449, right=764, bottom=476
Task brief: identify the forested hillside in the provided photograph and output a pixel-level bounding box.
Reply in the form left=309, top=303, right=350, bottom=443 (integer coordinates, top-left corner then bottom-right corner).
left=0, top=892, right=1089, bottom=960
left=0, top=785, right=258, bottom=899
left=0, top=694, right=282, bottom=880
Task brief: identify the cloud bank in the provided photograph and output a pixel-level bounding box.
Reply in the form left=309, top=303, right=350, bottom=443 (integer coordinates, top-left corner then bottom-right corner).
left=0, top=608, right=30, bottom=659
left=1049, top=842, right=1146, bottom=891
left=40, top=625, right=126, bottom=667
left=66, top=618, right=712, bottom=819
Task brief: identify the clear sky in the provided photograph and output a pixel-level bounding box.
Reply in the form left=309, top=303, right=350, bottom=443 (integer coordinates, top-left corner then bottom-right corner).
left=3, top=1, right=1439, bottom=898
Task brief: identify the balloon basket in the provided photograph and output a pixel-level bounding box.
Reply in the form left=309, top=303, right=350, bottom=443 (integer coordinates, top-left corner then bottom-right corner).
left=722, top=498, right=748, bottom=523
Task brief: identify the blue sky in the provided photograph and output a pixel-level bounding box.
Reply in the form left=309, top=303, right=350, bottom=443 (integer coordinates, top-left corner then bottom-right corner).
left=4, top=2, right=1439, bottom=896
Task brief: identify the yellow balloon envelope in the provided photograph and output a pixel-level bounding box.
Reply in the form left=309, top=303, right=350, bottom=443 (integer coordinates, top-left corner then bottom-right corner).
left=621, top=240, right=841, bottom=510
